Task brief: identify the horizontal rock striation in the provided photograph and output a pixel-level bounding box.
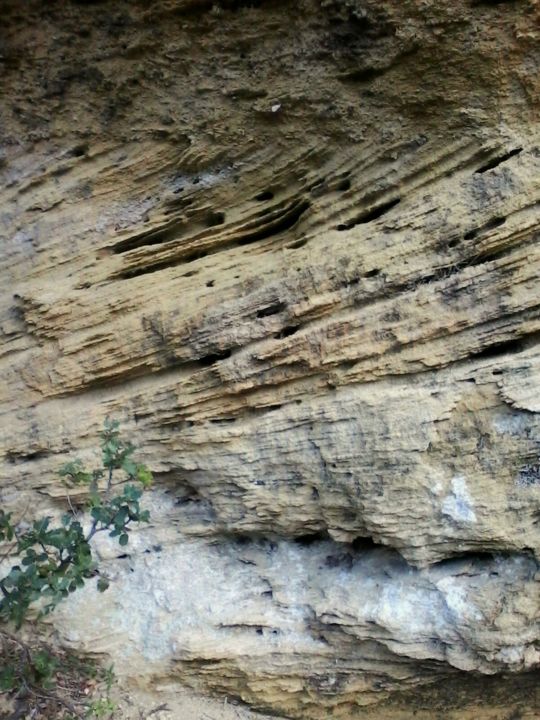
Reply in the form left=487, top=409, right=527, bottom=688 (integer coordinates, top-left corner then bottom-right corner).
left=1, top=0, right=539, bottom=717
left=55, top=530, right=540, bottom=719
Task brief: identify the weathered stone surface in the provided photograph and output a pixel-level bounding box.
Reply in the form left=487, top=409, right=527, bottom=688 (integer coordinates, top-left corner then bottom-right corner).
left=1, top=0, right=539, bottom=717
left=55, top=528, right=540, bottom=719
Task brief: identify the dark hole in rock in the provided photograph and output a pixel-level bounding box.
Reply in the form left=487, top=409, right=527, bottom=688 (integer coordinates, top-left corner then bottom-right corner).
left=238, top=200, right=310, bottom=245
left=340, top=66, right=386, bottom=83
left=255, top=190, right=274, bottom=202
left=70, top=143, right=88, bottom=157
left=198, top=348, right=232, bottom=367
left=294, top=531, right=331, bottom=546
left=441, top=550, right=498, bottom=564
left=475, top=147, right=522, bottom=173
left=206, top=280, right=215, bottom=287
left=6, top=449, right=49, bottom=464
left=351, top=536, right=383, bottom=552
left=470, top=338, right=524, bottom=360
left=206, top=211, right=225, bottom=227
left=337, top=178, right=351, bottom=191
left=336, top=197, right=400, bottom=231
left=257, top=301, right=287, bottom=318
left=364, top=268, right=380, bottom=278
left=275, top=325, right=300, bottom=339
left=485, top=215, right=507, bottom=230
left=120, top=247, right=209, bottom=279
left=464, top=215, right=506, bottom=241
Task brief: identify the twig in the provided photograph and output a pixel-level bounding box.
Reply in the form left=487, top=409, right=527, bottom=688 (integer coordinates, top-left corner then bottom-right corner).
left=146, top=703, right=170, bottom=717
left=0, top=629, right=33, bottom=662
left=66, top=492, right=78, bottom=518
left=0, top=537, right=18, bottom=565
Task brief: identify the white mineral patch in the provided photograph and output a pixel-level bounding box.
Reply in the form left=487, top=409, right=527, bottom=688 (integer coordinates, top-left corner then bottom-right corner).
left=442, top=475, right=476, bottom=523
left=436, top=577, right=483, bottom=622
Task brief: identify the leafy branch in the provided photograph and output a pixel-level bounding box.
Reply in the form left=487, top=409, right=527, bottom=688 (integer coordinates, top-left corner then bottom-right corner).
left=0, top=420, right=153, bottom=716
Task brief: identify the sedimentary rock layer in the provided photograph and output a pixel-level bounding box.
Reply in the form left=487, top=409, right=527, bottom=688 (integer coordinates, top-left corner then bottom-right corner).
left=1, top=0, right=539, bottom=717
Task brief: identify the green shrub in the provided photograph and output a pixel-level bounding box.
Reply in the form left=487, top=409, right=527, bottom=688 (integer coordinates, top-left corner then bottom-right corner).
left=0, top=419, right=152, bottom=718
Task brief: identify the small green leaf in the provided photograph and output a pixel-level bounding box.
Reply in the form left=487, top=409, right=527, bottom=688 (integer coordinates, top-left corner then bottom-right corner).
left=136, top=464, right=153, bottom=488
left=122, top=458, right=137, bottom=477
left=118, top=534, right=129, bottom=547
left=59, top=459, right=92, bottom=485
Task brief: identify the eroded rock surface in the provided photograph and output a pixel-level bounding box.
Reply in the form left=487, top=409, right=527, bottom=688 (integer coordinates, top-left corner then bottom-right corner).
left=1, top=0, right=539, bottom=717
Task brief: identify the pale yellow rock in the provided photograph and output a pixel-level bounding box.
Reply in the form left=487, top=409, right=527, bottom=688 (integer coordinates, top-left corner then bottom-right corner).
left=0, top=0, right=539, bottom=718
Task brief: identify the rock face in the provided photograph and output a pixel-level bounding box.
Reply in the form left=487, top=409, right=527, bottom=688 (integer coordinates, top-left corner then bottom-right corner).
left=1, top=0, right=539, bottom=718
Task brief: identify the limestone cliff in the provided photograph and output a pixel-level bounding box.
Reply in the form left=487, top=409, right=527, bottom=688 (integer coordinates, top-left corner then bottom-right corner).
left=1, top=0, right=539, bottom=718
